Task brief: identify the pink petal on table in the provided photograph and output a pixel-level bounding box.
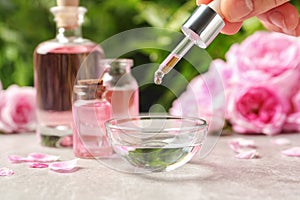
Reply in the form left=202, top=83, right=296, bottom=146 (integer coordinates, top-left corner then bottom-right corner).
left=0, top=167, right=14, bottom=176
left=229, top=141, right=241, bottom=153
left=282, top=147, right=300, bottom=157
left=230, top=138, right=256, bottom=148
left=235, top=149, right=259, bottom=159
left=29, top=162, right=49, bottom=168
left=27, top=153, right=60, bottom=162
left=8, top=155, right=27, bottom=163
left=49, top=159, right=78, bottom=173
left=228, top=138, right=256, bottom=153
left=270, top=138, right=291, bottom=146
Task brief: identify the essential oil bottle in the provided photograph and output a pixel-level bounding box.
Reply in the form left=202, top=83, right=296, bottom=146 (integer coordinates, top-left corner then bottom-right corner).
left=100, top=59, right=139, bottom=118
left=34, top=0, right=104, bottom=147
left=73, top=80, right=113, bottom=158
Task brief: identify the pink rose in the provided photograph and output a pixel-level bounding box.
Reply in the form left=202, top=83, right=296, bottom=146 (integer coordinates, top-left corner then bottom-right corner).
left=0, top=85, right=36, bottom=133
left=227, top=86, right=288, bottom=135
left=226, top=31, right=300, bottom=99
left=224, top=31, right=300, bottom=135
left=169, top=60, right=228, bottom=131
left=226, top=31, right=300, bottom=81
left=170, top=31, right=300, bottom=135
left=169, top=74, right=212, bottom=118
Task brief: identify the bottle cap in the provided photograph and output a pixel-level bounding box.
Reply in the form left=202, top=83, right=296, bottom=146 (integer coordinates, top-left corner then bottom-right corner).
left=51, top=6, right=86, bottom=28
left=56, top=0, right=79, bottom=7
left=75, top=79, right=106, bottom=99
left=181, top=4, right=225, bottom=48
left=51, top=0, right=85, bottom=28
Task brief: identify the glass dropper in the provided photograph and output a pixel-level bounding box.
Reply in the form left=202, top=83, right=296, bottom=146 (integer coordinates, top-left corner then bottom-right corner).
left=154, top=37, right=194, bottom=84
left=154, top=0, right=224, bottom=85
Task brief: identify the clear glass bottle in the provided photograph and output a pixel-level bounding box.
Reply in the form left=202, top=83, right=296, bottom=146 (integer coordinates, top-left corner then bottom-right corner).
left=100, top=59, right=139, bottom=118
left=72, top=79, right=113, bottom=158
left=34, top=5, right=104, bottom=147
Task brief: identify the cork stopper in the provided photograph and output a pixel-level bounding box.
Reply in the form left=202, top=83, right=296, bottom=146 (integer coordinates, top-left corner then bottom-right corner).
left=51, top=0, right=86, bottom=28
left=56, top=0, right=79, bottom=6
left=75, top=79, right=107, bottom=99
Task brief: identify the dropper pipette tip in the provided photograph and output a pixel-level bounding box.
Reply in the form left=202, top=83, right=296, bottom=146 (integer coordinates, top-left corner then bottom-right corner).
left=154, top=70, right=164, bottom=85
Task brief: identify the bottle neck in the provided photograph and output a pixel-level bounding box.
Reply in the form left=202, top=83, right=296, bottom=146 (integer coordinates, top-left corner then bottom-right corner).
left=56, top=26, right=82, bottom=42
left=101, top=59, right=134, bottom=76
left=51, top=6, right=86, bottom=42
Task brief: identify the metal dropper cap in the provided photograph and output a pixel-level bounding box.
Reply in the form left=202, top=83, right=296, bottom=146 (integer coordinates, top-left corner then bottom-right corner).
left=181, top=3, right=224, bottom=48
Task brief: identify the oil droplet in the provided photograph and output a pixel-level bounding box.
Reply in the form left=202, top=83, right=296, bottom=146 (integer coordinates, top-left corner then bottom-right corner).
left=154, top=70, right=164, bottom=85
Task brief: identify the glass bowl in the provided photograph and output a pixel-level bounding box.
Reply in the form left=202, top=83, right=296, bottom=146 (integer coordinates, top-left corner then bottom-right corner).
left=104, top=115, right=208, bottom=172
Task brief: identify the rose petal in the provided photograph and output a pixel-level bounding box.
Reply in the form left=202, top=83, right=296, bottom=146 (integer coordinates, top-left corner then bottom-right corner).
left=8, top=153, right=60, bottom=163
left=8, top=155, right=27, bottom=163
left=271, top=138, right=291, bottom=146
left=27, top=153, right=60, bottom=162
left=49, top=159, right=78, bottom=173
left=235, top=150, right=259, bottom=159
left=0, top=167, right=14, bottom=176
left=230, top=138, right=256, bottom=148
left=229, top=138, right=256, bottom=153
left=228, top=141, right=241, bottom=153
left=282, top=147, right=300, bottom=157
left=29, top=162, right=49, bottom=168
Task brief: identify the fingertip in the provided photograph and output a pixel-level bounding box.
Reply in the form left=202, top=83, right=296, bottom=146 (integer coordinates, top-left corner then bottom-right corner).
left=220, top=21, right=243, bottom=35
left=258, top=3, right=299, bottom=31
left=259, top=20, right=282, bottom=33
left=196, top=0, right=212, bottom=6
left=220, top=0, right=254, bottom=22
left=259, top=19, right=299, bottom=37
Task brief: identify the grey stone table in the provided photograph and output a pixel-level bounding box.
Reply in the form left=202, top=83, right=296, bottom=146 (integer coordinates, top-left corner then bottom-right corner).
left=0, top=133, right=299, bottom=200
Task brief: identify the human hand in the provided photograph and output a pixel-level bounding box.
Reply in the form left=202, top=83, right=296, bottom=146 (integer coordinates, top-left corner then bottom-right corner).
left=196, top=0, right=300, bottom=36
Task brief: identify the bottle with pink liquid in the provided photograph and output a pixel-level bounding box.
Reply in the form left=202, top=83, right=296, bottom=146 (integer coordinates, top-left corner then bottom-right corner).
left=34, top=0, right=104, bottom=147
left=73, top=80, right=113, bottom=158
left=100, top=59, right=139, bottom=118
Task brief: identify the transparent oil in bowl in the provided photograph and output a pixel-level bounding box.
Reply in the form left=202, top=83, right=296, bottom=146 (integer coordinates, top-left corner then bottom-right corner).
left=113, top=142, right=202, bottom=172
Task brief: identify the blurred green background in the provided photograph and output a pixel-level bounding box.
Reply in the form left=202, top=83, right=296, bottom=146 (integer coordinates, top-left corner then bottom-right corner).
left=0, top=0, right=299, bottom=112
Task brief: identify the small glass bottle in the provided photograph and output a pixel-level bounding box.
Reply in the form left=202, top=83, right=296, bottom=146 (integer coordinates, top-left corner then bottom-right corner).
left=100, top=59, right=139, bottom=118
left=33, top=2, right=104, bottom=147
left=72, top=79, right=113, bottom=158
